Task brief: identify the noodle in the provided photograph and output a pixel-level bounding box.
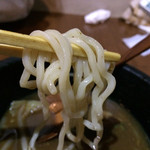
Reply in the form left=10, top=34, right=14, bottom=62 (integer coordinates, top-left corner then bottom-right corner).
left=20, top=28, right=116, bottom=150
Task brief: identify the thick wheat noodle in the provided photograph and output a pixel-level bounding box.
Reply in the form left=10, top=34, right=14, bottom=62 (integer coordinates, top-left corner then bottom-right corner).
left=19, top=28, right=116, bottom=150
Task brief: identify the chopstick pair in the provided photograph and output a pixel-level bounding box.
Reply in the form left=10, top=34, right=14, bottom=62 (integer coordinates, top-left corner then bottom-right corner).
left=0, top=29, right=121, bottom=62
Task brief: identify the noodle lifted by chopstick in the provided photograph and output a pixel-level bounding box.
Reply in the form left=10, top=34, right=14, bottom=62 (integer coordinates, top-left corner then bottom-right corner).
left=20, top=28, right=116, bottom=150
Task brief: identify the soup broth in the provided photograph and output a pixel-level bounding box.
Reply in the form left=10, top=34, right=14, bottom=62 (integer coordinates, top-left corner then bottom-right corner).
left=0, top=97, right=150, bottom=150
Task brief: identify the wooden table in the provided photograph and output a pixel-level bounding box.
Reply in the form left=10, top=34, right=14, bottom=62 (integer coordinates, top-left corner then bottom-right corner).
left=0, top=11, right=149, bottom=76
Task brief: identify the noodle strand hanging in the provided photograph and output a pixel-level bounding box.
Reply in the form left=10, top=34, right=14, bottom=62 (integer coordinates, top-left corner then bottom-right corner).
left=20, top=28, right=116, bottom=150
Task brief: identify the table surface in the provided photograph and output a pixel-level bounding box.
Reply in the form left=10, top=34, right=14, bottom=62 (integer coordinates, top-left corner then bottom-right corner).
left=0, top=11, right=149, bottom=76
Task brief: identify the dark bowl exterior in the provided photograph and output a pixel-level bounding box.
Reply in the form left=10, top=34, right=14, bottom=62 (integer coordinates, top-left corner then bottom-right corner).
left=0, top=57, right=150, bottom=139
left=112, top=65, right=150, bottom=138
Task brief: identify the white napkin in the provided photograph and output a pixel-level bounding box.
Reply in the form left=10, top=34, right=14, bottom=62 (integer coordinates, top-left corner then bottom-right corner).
left=138, top=25, right=150, bottom=33
left=122, top=33, right=150, bottom=56
left=84, top=9, right=111, bottom=24
left=0, top=0, right=34, bottom=23
left=122, top=34, right=149, bottom=48
left=141, top=48, right=150, bottom=56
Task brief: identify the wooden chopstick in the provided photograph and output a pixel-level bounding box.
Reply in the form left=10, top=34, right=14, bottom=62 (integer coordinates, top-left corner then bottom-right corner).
left=117, top=34, right=150, bottom=66
left=0, top=30, right=121, bottom=61
left=0, top=44, right=23, bottom=57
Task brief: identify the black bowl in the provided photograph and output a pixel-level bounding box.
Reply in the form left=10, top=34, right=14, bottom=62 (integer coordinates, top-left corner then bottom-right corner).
left=0, top=57, right=150, bottom=140
left=112, top=64, right=150, bottom=139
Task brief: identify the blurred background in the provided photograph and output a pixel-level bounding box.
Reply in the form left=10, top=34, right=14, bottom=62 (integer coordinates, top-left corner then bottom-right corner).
left=33, top=0, right=131, bottom=17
